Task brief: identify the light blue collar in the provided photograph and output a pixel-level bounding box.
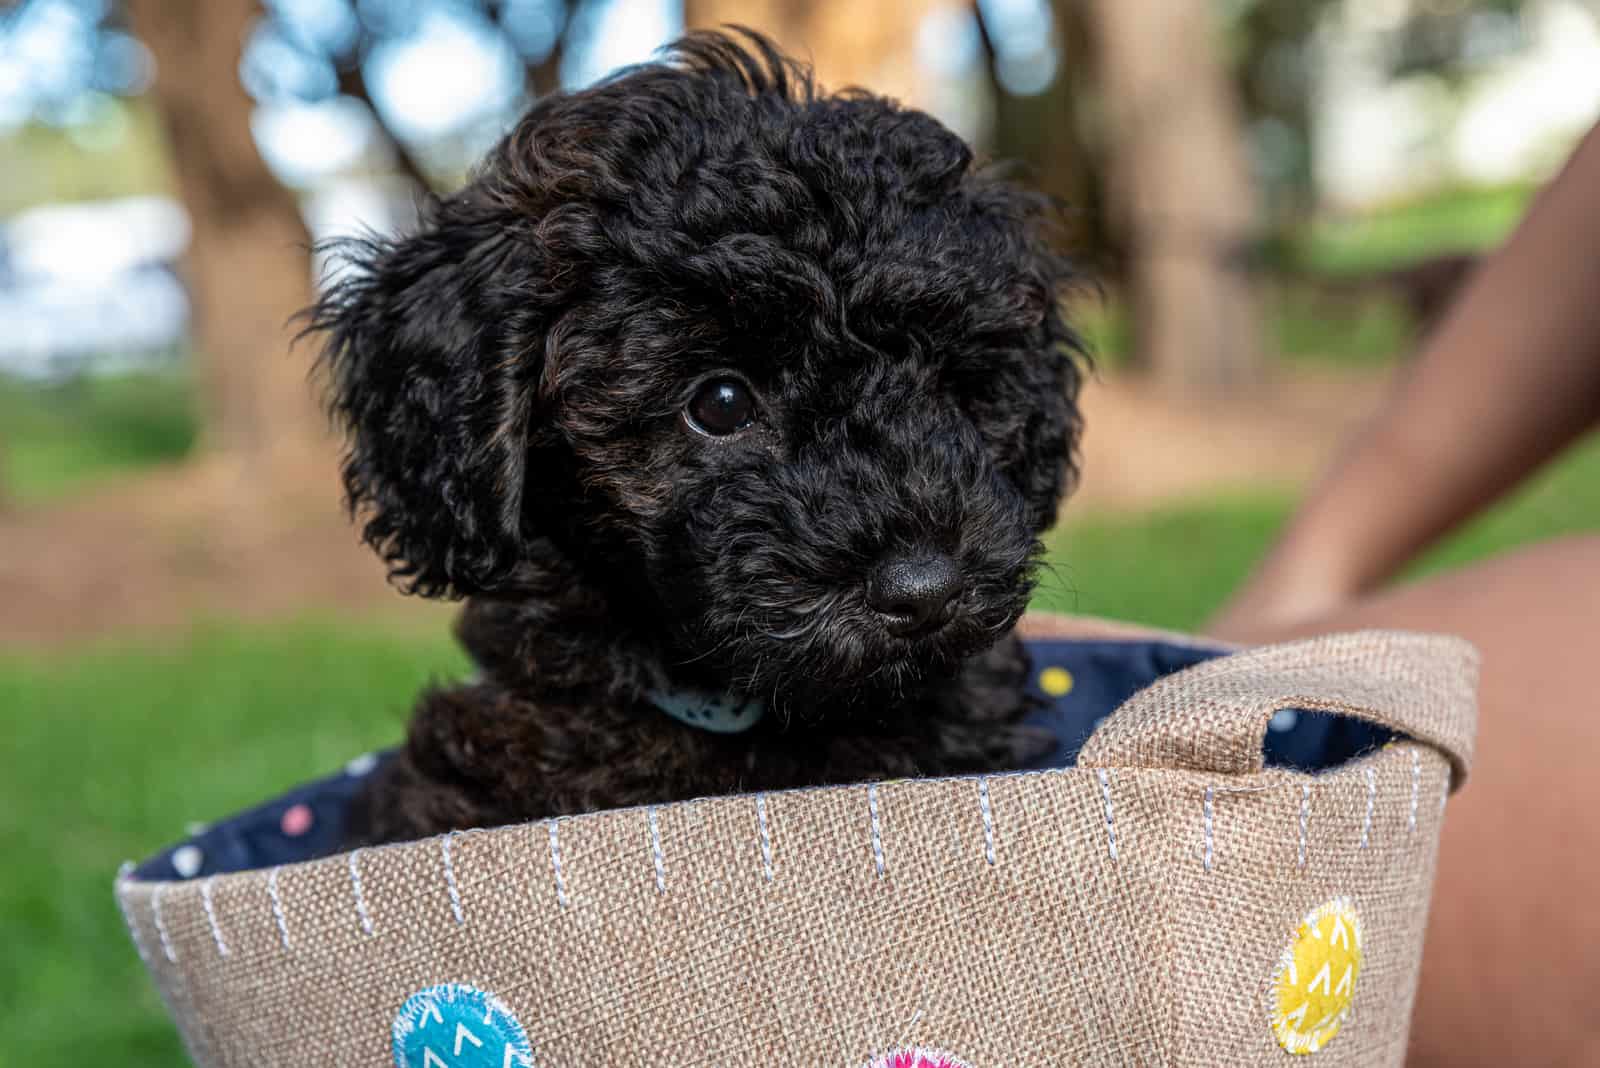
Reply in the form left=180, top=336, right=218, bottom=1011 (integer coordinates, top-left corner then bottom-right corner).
left=648, top=685, right=766, bottom=734
left=467, top=657, right=766, bottom=734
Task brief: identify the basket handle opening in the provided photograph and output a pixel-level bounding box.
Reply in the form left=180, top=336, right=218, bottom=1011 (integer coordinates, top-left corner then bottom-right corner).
left=1076, top=631, right=1479, bottom=789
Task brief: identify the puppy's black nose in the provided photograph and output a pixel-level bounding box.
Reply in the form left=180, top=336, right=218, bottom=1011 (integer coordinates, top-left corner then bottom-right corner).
left=868, top=553, right=963, bottom=636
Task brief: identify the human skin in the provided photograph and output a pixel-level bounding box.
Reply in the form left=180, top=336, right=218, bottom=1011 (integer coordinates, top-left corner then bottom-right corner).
left=1209, top=122, right=1600, bottom=635
left=1206, top=124, right=1600, bottom=1064
left=1227, top=536, right=1600, bottom=1065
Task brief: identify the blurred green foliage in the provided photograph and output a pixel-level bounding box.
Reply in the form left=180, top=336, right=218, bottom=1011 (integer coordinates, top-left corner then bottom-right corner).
left=0, top=370, right=196, bottom=503
left=1072, top=179, right=1533, bottom=370
left=0, top=100, right=171, bottom=216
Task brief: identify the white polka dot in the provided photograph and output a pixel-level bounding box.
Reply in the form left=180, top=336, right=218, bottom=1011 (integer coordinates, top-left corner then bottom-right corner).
left=184, top=821, right=210, bottom=837
left=171, top=844, right=203, bottom=879
left=1269, top=709, right=1300, bottom=733
left=344, top=752, right=379, bottom=777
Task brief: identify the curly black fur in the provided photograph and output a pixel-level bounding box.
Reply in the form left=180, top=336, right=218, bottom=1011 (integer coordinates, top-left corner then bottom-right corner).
left=307, top=29, right=1086, bottom=845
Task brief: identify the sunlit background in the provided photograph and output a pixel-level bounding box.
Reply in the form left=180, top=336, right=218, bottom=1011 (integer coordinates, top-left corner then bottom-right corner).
left=5, top=0, right=1599, bottom=379
left=2, top=2, right=1598, bottom=1063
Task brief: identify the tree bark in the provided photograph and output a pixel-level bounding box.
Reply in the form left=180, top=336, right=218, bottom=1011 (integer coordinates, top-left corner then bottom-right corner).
left=528, top=36, right=564, bottom=98
left=1085, top=0, right=1263, bottom=393
left=125, top=0, right=326, bottom=467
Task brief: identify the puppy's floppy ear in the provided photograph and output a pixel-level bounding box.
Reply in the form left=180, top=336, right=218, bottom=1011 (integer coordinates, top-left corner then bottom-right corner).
left=963, top=177, right=1089, bottom=533
left=307, top=200, right=542, bottom=598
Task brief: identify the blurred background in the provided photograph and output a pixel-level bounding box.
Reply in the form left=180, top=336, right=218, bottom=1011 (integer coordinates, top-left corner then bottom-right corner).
left=1, top=0, right=1597, bottom=1062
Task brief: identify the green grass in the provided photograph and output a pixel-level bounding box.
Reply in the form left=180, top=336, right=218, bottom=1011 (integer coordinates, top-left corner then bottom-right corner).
left=1040, top=431, right=1600, bottom=632
left=0, top=370, right=198, bottom=503
left=0, top=621, right=468, bottom=1066
left=1298, top=183, right=1534, bottom=278
left=1269, top=286, right=1415, bottom=368
left=1038, top=493, right=1292, bottom=628
left=1406, top=432, right=1600, bottom=577
left=1074, top=283, right=1416, bottom=371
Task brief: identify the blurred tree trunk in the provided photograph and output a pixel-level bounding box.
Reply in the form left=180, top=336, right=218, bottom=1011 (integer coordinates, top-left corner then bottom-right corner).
left=125, top=0, right=325, bottom=470
left=526, top=27, right=565, bottom=97
left=1085, top=0, right=1263, bottom=393
left=684, top=0, right=938, bottom=107
left=977, top=0, right=1117, bottom=269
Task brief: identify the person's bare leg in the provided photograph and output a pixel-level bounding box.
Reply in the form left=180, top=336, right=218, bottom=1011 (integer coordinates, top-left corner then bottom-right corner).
left=1228, top=535, right=1600, bottom=1066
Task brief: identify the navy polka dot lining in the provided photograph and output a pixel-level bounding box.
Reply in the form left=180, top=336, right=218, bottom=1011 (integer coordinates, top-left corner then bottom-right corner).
left=129, top=637, right=1393, bottom=882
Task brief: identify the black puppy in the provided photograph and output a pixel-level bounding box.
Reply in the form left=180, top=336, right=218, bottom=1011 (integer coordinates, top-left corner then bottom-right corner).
left=309, top=30, right=1085, bottom=845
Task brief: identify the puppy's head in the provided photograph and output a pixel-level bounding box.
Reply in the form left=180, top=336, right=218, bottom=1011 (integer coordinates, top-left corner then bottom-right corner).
left=311, top=30, right=1084, bottom=705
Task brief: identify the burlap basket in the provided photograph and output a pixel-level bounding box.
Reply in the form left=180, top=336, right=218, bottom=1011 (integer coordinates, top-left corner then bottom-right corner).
left=115, top=613, right=1477, bottom=1067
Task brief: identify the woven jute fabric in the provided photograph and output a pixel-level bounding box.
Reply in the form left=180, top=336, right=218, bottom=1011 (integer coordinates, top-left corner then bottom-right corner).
left=116, top=616, right=1478, bottom=1067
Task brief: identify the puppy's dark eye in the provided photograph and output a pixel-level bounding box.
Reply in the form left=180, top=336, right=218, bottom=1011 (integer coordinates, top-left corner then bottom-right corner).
left=686, top=378, right=756, bottom=436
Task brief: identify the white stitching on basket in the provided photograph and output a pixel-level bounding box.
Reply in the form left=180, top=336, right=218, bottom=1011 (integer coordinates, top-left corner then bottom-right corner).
left=266, top=866, right=291, bottom=950
left=1410, top=749, right=1421, bottom=833
left=348, top=848, right=374, bottom=936
left=548, top=819, right=569, bottom=908
left=755, top=793, right=774, bottom=882
left=1096, top=769, right=1118, bottom=860
left=200, top=877, right=229, bottom=958
left=977, top=776, right=996, bottom=866
left=868, top=783, right=886, bottom=877
left=114, top=862, right=153, bottom=967
left=442, top=831, right=465, bottom=924
left=646, top=807, right=666, bottom=894
left=1202, top=787, right=1215, bottom=872
left=1359, top=765, right=1377, bottom=850
left=1298, top=783, right=1311, bottom=869
left=150, top=884, right=177, bottom=964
